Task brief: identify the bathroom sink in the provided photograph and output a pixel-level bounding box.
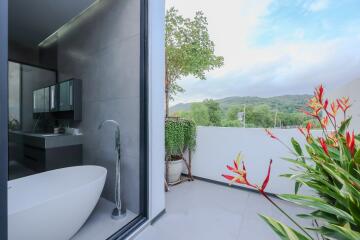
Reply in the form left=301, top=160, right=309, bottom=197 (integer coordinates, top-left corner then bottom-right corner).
left=15, top=131, right=63, bottom=137
left=40, top=133, right=62, bottom=137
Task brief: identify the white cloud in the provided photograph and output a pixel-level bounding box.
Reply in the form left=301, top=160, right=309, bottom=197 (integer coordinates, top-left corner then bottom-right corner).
left=171, top=36, right=360, bottom=104
left=166, top=0, right=360, bottom=106
left=166, top=0, right=273, bottom=76
left=306, top=0, right=330, bottom=12
left=293, top=29, right=305, bottom=39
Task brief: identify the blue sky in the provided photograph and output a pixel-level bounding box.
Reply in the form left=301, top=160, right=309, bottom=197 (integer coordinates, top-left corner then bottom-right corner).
left=254, top=0, right=360, bottom=46
left=166, top=0, right=360, bottom=105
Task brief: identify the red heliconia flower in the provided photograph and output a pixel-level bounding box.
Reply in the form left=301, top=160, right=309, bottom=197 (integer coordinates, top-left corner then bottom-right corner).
left=315, top=85, right=324, bottom=104
left=260, top=159, right=273, bottom=193
left=303, top=97, right=322, bottom=118
left=319, top=137, right=329, bottom=156
left=222, top=165, right=251, bottom=186
left=265, top=129, right=277, bottom=140
left=337, top=97, right=350, bottom=114
left=222, top=174, right=247, bottom=184
left=323, top=99, right=329, bottom=110
left=222, top=154, right=252, bottom=186
left=328, top=132, right=339, bottom=147
left=299, top=122, right=312, bottom=142
left=330, top=101, right=339, bottom=118
left=306, top=122, right=312, bottom=134
left=346, top=131, right=355, bottom=157
left=222, top=154, right=273, bottom=192
left=321, top=116, right=329, bottom=129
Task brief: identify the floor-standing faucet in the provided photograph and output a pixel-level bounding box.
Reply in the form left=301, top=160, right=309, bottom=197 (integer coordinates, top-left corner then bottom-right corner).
left=98, top=120, right=126, bottom=219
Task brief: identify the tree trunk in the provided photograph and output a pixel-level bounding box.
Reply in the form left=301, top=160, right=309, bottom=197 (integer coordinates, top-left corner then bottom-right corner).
left=165, top=58, right=169, bottom=118
left=165, top=80, right=169, bottom=117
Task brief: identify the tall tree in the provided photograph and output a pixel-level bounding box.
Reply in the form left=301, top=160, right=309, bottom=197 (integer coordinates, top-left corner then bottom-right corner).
left=203, top=99, right=222, bottom=126
left=189, top=103, right=210, bottom=126
left=227, top=106, right=241, bottom=121
left=165, top=7, right=224, bottom=117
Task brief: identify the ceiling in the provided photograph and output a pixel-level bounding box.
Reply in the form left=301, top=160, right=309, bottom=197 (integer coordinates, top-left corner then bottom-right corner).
left=9, top=0, right=97, bottom=48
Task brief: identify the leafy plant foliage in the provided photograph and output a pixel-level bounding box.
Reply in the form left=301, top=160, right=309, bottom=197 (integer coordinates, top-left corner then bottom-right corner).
left=165, top=118, right=196, bottom=159
left=172, top=95, right=317, bottom=128
left=263, top=86, right=359, bottom=240
left=165, top=7, right=224, bottom=116
left=223, top=85, right=360, bottom=240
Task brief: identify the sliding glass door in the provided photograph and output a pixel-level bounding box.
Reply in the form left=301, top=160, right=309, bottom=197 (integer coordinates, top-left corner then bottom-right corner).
left=2, top=0, right=149, bottom=239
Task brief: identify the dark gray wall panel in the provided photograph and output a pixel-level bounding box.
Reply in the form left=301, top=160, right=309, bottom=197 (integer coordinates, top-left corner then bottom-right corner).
left=50, top=0, right=141, bottom=213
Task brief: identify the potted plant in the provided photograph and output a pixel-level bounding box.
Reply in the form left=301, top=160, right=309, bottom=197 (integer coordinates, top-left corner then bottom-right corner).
left=165, top=118, right=196, bottom=183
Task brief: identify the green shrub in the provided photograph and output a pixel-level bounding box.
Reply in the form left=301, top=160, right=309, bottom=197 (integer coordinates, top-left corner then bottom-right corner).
left=165, top=118, right=196, bottom=160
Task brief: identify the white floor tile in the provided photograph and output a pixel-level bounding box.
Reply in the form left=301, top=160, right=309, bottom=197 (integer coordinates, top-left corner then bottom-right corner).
left=135, top=180, right=312, bottom=240
left=72, top=198, right=137, bottom=240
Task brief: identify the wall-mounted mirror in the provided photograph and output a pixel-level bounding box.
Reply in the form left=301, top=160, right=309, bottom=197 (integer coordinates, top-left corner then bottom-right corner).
left=8, top=61, right=56, bottom=132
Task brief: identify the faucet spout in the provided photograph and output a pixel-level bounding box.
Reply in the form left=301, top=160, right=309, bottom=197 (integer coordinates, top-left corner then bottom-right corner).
left=98, top=119, right=120, bottom=130
left=98, top=120, right=121, bottom=153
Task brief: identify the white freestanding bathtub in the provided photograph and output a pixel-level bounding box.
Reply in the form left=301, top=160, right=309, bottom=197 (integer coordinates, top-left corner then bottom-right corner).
left=8, top=165, right=107, bottom=240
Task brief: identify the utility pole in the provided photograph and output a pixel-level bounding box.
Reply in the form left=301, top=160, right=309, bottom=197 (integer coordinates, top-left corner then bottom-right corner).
left=274, top=110, right=278, bottom=128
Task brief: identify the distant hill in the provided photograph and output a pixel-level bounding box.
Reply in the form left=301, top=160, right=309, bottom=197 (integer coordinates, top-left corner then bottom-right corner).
left=170, top=94, right=312, bottom=113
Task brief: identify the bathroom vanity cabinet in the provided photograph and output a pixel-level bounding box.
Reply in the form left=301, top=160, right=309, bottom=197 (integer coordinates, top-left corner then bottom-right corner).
left=33, top=79, right=82, bottom=120
left=33, top=87, right=50, bottom=113
left=9, top=131, right=83, bottom=173
left=56, top=79, right=82, bottom=120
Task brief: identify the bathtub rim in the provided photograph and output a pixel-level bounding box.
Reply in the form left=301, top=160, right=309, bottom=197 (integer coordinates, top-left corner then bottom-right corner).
left=8, top=165, right=107, bottom=216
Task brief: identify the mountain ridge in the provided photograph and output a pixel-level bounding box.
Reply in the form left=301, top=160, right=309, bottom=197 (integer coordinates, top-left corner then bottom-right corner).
left=170, top=94, right=312, bottom=113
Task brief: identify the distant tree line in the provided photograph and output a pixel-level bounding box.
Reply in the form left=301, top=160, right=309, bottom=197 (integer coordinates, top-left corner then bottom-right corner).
left=172, top=99, right=319, bottom=128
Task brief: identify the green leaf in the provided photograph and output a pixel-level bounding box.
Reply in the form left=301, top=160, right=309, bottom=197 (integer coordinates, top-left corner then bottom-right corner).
left=304, top=180, right=347, bottom=208
left=354, top=149, right=360, bottom=165
left=297, top=210, right=340, bottom=224
left=279, top=194, right=355, bottom=224
left=282, top=158, right=310, bottom=170
left=348, top=198, right=360, bottom=226
left=280, top=173, right=293, bottom=178
left=291, top=138, right=303, bottom=156
left=324, top=224, right=360, bottom=240
left=294, top=181, right=302, bottom=194
left=259, top=215, right=311, bottom=240
left=338, top=117, right=352, bottom=135
left=356, top=134, right=360, bottom=141
left=165, top=118, right=196, bottom=156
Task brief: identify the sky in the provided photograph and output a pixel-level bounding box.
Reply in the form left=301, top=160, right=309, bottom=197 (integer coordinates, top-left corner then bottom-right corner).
left=166, top=0, right=360, bottom=105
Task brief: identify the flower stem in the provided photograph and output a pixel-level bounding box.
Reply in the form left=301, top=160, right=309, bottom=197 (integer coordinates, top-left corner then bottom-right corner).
left=260, top=192, right=314, bottom=240
left=277, top=139, right=297, bottom=156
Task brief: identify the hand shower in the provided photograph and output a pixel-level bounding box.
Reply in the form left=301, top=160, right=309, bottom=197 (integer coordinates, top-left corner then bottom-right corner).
left=98, top=120, right=126, bottom=219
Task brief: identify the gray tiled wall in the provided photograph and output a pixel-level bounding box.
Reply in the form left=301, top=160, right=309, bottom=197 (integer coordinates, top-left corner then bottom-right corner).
left=45, top=0, right=141, bottom=213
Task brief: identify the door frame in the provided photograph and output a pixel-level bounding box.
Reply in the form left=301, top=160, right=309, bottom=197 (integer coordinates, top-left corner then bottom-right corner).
left=0, top=0, right=149, bottom=239
left=0, top=0, right=8, bottom=239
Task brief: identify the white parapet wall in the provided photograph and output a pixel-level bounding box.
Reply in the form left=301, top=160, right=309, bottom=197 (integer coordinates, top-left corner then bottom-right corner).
left=191, top=126, right=318, bottom=195
left=328, top=79, right=360, bottom=132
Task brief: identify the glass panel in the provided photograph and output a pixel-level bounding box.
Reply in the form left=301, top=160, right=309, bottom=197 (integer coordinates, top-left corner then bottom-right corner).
left=8, top=0, right=145, bottom=239
left=44, top=87, right=49, bottom=112
left=33, top=89, right=45, bottom=113
left=59, top=81, right=71, bottom=111
left=8, top=62, right=21, bottom=130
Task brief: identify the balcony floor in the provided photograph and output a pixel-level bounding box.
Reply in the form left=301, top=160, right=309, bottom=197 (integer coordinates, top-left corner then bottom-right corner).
left=136, top=180, right=312, bottom=240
